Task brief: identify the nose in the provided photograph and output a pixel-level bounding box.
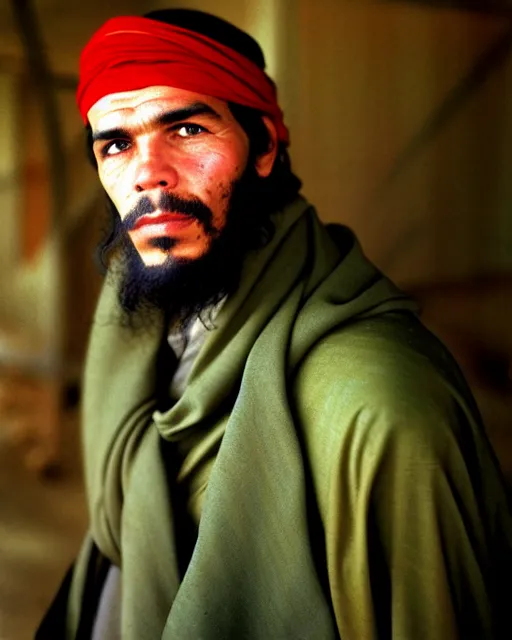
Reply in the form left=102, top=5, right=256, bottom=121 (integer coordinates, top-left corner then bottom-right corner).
left=133, top=139, right=179, bottom=193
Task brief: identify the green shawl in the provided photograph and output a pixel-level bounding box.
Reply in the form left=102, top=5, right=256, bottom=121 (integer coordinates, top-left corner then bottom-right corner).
left=66, top=197, right=511, bottom=639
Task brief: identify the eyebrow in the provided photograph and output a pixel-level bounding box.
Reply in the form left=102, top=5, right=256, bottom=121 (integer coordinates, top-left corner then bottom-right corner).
left=91, top=102, right=222, bottom=143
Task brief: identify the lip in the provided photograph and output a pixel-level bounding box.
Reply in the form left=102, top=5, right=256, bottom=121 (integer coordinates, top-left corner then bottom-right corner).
left=130, top=213, right=197, bottom=238
left=133, top=212, right=193, bottom=230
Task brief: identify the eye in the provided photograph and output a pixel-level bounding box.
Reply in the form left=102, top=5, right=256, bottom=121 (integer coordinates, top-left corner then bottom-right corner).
left=174, top=123, right=207, bottom=138
left=103, top=140, right=131, bottom=156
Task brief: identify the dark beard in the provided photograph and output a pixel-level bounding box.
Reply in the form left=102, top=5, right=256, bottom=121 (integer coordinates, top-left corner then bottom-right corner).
left=107, top=164, right=275, bottom=332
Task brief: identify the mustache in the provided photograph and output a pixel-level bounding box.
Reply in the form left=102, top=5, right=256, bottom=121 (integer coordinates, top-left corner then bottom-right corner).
left=122, top=192, right=215, bottom=234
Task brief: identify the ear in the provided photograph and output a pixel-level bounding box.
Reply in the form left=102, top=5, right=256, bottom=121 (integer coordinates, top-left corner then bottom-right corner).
left=255, top=116, right=278, bottom=178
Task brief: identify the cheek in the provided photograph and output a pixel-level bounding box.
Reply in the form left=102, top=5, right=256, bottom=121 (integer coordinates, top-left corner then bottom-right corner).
left=99, top=166, right=128, bottom=212
left=204, top=182, right=234, bottom=232
left=194, top=155, right=243, bottom=208
left=199, top=153, right=226, bottom=175
left=98, top=166, right=116, bottom=195
left=192, top=148, right=246, bottom=186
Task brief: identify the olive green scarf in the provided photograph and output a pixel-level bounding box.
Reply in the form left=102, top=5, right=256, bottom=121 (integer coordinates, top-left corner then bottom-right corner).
left=69, top=197, right=416, bottom=639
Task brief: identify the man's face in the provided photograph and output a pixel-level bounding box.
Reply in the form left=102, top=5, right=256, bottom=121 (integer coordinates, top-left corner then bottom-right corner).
left=88, top=86, right=258, bottom=267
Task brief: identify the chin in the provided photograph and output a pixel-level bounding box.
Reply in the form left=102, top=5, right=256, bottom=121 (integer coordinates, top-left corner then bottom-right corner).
left=135, top=241, right=178, bottom=267
left=136, top=237, right=211, bottom=266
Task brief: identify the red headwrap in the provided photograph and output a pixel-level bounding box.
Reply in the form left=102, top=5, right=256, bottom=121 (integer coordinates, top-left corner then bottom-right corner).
left=77, top=16, right=289, bottom=145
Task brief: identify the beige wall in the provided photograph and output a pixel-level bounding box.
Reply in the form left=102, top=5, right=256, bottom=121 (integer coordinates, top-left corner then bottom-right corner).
left=0, top=72, right=19, bottom=280
left=0, top=73, right=95, bottom=343
left=277, top=1, right=512, bottom=285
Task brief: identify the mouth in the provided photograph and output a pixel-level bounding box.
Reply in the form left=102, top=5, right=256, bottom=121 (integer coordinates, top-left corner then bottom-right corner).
left=131, top=212, right=196, bottom=235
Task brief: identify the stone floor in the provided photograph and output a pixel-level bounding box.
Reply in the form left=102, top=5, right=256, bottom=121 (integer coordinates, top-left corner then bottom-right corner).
left=0, top=411, right=87, bottom=640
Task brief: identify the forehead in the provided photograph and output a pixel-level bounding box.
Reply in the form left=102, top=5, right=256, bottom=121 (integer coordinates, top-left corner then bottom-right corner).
left=87, top=85, right=231, bottom=131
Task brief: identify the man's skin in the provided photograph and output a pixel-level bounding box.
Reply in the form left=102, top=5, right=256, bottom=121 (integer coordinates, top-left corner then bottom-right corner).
left=88, top=86, right=278, bottom=266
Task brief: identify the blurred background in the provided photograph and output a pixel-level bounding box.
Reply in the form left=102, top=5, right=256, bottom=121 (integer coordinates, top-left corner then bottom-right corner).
left=0, top=0, right=511, bottom=637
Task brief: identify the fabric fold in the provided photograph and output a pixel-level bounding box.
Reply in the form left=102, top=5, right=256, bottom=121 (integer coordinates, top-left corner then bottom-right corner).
left=69, top=196, right=418, bottom=638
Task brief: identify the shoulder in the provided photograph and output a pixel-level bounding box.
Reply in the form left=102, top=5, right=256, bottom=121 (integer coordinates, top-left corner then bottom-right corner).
left=294, top=310, right=473, bottom=430
left=295, top=317, right=512, bottom=640
left=292, top=311, right=484, bottom=496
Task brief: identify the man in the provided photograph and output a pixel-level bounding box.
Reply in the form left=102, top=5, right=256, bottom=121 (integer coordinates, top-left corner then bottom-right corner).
left=39, top=8, right=512, bottom=640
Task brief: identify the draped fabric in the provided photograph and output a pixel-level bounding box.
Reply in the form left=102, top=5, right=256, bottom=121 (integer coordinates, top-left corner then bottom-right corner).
left=63, top=197, right=512, bottom=639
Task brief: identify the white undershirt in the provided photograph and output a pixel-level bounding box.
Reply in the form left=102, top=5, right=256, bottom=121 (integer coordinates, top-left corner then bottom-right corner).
left=167, top=315, right=213, bottom=400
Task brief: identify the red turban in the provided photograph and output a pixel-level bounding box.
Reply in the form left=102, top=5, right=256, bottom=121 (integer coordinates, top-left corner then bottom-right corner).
left=77, top=16, right=289, bottom=145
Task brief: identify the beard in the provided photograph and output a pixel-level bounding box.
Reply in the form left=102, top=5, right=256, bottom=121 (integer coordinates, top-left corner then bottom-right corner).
left=104, top=163, right=275, bottom=332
